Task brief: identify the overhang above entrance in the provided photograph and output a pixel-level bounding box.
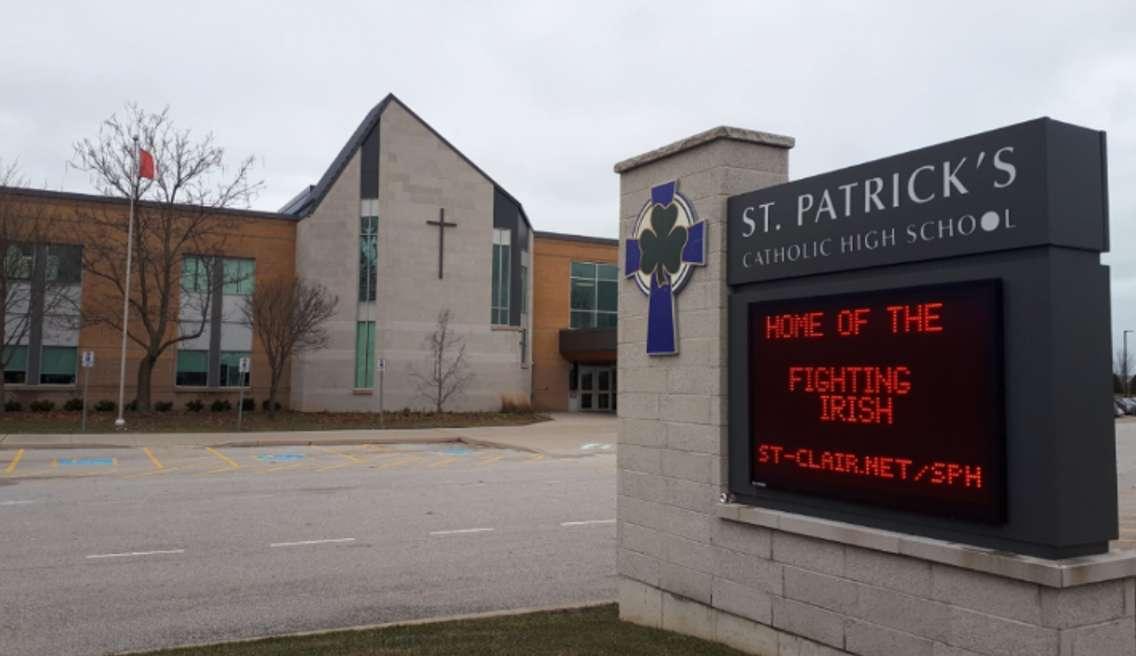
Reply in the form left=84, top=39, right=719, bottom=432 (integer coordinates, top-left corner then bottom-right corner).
left=559, top=327, right=616, bottom=363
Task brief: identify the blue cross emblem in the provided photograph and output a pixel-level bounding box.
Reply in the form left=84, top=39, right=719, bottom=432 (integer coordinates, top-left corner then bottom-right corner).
left=625, top=181, right=706, bottom=356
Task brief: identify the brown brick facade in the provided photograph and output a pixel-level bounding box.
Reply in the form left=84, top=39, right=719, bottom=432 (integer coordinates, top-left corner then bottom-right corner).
left=1, top=188, right=296, bottom=409
left=531, top=232, right=618, bottom=411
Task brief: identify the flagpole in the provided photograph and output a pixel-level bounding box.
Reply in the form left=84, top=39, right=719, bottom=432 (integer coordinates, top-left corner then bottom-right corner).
left=114, top=137, right=139, bottom=429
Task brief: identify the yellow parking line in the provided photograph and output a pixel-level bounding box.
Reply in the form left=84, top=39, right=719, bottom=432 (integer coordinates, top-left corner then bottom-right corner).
left=377, top=455, right=422, bottom=470
left=123, top=467, right=180, bottom=480
left=4, top=449, right=24, bottom=474
left=428, top=456, right=460, bottom=469
left=477, top=455, right=504, bottom=466
left=143, top=448, right=164, bottom=470
left=314, top=445, right=365, bottom=464
left=525, top=454, right=545, bottom=463
left=205, top=447, right=240, bottom=469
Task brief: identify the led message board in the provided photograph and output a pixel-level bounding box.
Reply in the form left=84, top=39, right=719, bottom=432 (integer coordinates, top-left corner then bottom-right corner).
left=749, top=280, right=1003, bottom=522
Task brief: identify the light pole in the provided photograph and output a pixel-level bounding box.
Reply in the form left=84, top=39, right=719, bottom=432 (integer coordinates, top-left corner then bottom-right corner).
left=1125, top=330, right=1134, bottom=398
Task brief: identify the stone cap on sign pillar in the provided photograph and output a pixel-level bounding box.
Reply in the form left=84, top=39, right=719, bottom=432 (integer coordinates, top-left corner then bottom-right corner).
left=614, top=126, right=796, bottom=174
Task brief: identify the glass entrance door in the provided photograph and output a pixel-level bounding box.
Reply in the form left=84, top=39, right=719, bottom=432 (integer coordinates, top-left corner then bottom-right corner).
left=578, top=365, right=616, bottom=413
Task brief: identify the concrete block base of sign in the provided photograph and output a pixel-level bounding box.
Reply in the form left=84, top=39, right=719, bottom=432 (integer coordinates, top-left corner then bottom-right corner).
left=619, top=506, right=1136, bottom=656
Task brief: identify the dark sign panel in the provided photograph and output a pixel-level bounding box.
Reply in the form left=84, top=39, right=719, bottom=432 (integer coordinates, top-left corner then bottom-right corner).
left=727, top=118, right=1108, bottom=284
left=749, top=280, right=1004, bottom=523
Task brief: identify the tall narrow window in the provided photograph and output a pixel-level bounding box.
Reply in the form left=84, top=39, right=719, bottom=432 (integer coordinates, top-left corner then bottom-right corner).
left=491, top=228, right=511, bottom=325
left=354, top=321, right=375, bottom=388
left=359, top=203, right=378, bottom=302
left=177, top=255, right=254, bottom=388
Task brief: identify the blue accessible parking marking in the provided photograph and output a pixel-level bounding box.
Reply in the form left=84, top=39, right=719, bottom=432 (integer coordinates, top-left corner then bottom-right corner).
left=255, top=453, right=305, bottom=463
left=442, top=446, right=473, bottom=456
left=58, top=457, right=114, bottom=467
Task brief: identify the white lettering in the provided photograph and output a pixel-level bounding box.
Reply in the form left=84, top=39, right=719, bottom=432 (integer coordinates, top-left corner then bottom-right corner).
left=796, top=194, right=814, bottom=227
left=943, top=158, right=968, bottom=197
left=816, top=189, right=838, bottom=221
left=908, top=165, right=936, bottom=204
left=864, top=177, right=885, bottom=213
left=993, top=146, right=1017, bottom=188
left=741, top=206, right=756, bottom=238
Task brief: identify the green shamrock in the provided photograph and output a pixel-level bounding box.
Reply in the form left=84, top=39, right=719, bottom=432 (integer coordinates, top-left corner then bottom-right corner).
left=639, top=203, right=688, bottom=285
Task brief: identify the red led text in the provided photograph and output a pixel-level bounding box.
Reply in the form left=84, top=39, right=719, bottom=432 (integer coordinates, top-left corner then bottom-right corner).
left=757, top=442, right=984, bottom=489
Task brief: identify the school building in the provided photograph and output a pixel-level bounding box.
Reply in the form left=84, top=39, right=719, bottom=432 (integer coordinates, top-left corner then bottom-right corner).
left=0, top=94, right=618, bottom=413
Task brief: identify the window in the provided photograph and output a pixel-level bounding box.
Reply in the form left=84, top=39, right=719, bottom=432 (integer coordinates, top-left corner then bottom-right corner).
left=176, top=350, right=208, bottom=387
left=181, top=256, right=211, bottom=293
left=3, top=346, right=27, bottom=384
left=570, top=261, right=618, bottom=328
left=4, top=244, right=32, bottom=280
left=359, top=214, right=378, bottom=302
left=39, top=346, right=76, bottom=385
left=45, top=244, right=81, bottom=284
left=178, top=255, right=255, bottom=388
left=355, top=321, right=375, bottom=388
left=491, top=228, right=511, bottom=325
left=219, top=351, right=250, bottom=387
left=222, top=259, right=255, bottom=295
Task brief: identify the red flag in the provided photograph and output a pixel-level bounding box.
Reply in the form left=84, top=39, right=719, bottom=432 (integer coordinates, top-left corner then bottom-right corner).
left=138, top=148, right=155, bottom=180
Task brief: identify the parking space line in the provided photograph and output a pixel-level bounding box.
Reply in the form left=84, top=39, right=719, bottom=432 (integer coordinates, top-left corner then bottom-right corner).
left=525, top=454, right=545, bottom=463
left=377, top=455, right=423, bottom=469
left=561, top=519, right=616, bottom=527
left=477, top=455, right=504, bottom=466
left=4, top=449, right=23, bottom=474
left=86, top=549, right=185, bottom=560
left=143, top=448, right=164, bottom=470
left=269, top=538, right=355, bottom=548
left=205, top=447, right=240, bottom=469
left=314, top=445, right=365, bottom=464
left=428, top=456, right=460, bottom=469
left=429, top=528, right=494, bottom=536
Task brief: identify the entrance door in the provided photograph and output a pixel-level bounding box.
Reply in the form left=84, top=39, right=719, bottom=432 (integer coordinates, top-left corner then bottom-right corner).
left=578, top=365, right=616, bottom=413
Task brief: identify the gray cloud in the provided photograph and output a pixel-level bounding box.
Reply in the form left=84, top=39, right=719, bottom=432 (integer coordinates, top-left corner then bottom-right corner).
left=3, top=0, right=1134, bottom=350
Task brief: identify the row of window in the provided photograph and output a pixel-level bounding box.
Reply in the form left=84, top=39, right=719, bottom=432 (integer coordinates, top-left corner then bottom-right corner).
left=4, top=243, right=82, bottom=283
left=570, top=261, right=618, bottom=328
left=182, top=256, right=255, bottom=295
left=2, top=346, right=78, bottom=385
left=175, top=350, right=250, bottom=387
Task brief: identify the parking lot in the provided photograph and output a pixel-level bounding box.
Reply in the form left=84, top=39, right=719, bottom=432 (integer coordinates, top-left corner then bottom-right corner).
left=1, top=441, right=555, bottom=483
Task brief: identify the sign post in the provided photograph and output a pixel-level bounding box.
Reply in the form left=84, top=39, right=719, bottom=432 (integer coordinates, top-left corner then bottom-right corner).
left=237, top=356, right=250, bottom=431
left=377, top=357, right=385, bottom=429
left=80, top=351, right=95, bottom=432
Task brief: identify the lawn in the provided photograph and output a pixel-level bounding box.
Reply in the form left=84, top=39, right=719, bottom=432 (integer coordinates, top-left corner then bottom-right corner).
left=133, top=604, right=748, bottom=656
left=0, top=408, right=548, bottom=433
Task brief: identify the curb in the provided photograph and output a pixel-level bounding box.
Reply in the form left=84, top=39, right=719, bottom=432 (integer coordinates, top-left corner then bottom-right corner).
left=112, top=600, right=615, bottom=655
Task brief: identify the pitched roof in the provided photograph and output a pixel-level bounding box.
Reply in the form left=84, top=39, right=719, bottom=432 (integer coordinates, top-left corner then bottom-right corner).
left=281, top=93, right=531, bottom=230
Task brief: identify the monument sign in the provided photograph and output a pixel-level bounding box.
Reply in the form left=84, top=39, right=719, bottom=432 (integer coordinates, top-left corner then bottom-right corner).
left=726, top=118, right=1113, bottom=558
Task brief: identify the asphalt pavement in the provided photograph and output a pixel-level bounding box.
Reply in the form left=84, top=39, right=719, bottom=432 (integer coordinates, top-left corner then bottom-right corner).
left=0, top=438, right=616, bottom=656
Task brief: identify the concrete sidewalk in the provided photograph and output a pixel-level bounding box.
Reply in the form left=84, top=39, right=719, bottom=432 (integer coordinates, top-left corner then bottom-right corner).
left=0, top=412, right=617, bottom=457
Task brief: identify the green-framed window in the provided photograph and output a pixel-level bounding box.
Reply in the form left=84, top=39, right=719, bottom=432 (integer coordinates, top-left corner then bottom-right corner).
left=219, top=351, right=250, bottom=387
left=354, top=321, right=375, bottom=388
left=3, top=346, right=27, bottom=384
left=3, top=244, right=33, bottom=281
left=222, top=259, right=255, bottom=295
left=40, top=346, right=76, bottom=385
left=359, top=214, right=378, bottom=302
left=491, top=228, right=511, bottom=325
left=175, top=350, right=208, bottom=387
left=570, top=261, right=618, bottom=329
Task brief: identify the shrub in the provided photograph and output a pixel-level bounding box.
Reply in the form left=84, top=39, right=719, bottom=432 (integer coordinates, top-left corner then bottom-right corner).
left=185, top=399, right=205, bottom=413
left=210, top=399, right=232, bottom=413
left=500, top=394, right=533, bottom=414
left=29, top=400, right=56, bottom=412
left=125, top=399, right=139, bottom=412
left=154, top=401, right=174, bottom=412
left=241, top=397, right=255, bottom=412
left=261, top=399, right=282, bottom=412
left=4, top=400, right=23, bottom=412
left=94, top=400, right=116, bottom=413
left=63, top=398, right=84, bottom=412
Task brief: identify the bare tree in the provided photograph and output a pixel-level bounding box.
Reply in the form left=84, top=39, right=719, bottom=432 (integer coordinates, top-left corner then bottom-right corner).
left=411, top=309, right=474, bottom=412
left=241, top=277, right=338, bottom=417
left=0, top=162, right=79, bottom=411
left=72, top=104, right=261, bottom=409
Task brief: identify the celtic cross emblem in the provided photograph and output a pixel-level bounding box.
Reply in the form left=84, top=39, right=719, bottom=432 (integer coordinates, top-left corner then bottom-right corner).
left=625, top=181, right=706, bottom=355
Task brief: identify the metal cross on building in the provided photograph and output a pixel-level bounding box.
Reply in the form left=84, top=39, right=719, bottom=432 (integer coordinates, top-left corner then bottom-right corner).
left=426, top=208, right=457, bottom=279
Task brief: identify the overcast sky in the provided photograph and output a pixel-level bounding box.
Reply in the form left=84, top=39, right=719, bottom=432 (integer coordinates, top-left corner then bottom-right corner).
left=3, top=1, right=1135, bottom=352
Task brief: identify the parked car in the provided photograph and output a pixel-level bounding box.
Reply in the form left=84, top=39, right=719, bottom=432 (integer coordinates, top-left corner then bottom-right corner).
left=1115, top=400, right=1126, bottom=417
left=1121, top=398, right=1136, bottom=415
